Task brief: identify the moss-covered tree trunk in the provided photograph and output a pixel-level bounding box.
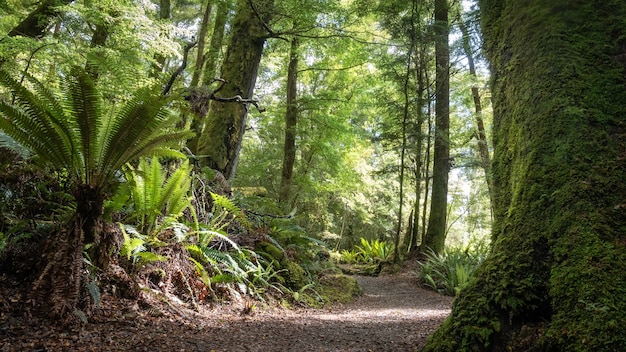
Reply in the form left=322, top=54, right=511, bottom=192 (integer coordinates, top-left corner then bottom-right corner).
left=202, top=0, right=230, bottom=85
left=196, top=0, right=274, bottom=181
left=422, top=1, right=626, bottom=351
left=422, top=0, right=450, bottom=254
left=7, top=0, right=74, bottom=38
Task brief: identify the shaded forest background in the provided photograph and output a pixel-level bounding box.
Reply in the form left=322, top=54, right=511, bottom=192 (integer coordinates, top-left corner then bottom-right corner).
left=0, top=0, right=492, bottom=254
left=0, top=0, right=493, bottom=331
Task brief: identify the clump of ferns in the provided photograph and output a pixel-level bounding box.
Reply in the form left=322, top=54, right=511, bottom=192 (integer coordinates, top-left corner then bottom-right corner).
left=186, top=231, right=287, bottom=302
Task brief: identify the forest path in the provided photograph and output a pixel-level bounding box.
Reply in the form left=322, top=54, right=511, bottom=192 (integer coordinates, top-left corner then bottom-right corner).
left=1, top=273, right=454, bottom=352
left=187, top=273, right=454, bottom=352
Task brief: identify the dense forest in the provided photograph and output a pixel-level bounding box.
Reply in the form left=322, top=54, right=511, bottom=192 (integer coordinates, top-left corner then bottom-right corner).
left=0, top=0, right=624, bottom=351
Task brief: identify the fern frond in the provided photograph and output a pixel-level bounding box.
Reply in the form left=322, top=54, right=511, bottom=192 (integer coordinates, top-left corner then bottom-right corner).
left=160, top=160, right=192, bottom=216
left=98, top=87, right=169, bottom=174
left=64, top=68, right=102, bottom=184
left=194, top=229, right=241, bottom=250
left=23, top=70, right=79, bottom=170
left=211, top=192, right=249, bottom=226
left=0, top=70, right=73, bottom=167
left=0, top=132, right=30, bottom=158
left=110, top=130, right=192, bottom=173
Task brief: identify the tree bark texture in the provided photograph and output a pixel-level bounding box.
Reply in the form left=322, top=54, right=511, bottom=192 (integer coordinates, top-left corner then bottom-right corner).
left=196, top=0, right=274, bottom=181
left=423, top=1, right=626, bottom=351
left=279, top=37, right=299, bottom=204
left=422, top=0, right=450, bottom=254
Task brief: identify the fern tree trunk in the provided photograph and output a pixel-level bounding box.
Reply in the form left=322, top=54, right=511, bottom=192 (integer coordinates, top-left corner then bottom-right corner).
left=32, top=184, right=106, bottom=320
left=422, top=1, right=626, bottom=351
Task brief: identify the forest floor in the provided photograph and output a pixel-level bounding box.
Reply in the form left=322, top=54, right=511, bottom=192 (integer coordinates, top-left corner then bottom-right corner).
left=0, top=269, right=453, bottom=352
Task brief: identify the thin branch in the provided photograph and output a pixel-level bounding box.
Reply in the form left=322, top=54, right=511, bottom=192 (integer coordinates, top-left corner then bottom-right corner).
left=162, top=40, right=197, bottom=96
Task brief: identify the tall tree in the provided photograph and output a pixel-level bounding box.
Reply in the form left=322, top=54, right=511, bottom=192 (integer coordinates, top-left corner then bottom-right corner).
left=458, top=10, right=493, bottom=218
left=196, top=0, right=274, bottom=181
left=202, top=0, right=230, bottom=85
left=279, top=37, right=299, bottom=204
left=422, top=0, right=450, bottom=254
left=423, top=1, right=626, bottom=350
left=190, top=0, right=214, bottom=88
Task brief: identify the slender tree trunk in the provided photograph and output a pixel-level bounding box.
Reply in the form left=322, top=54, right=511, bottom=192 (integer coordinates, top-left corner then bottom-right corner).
left=410, top=46, right=427, bottom=252
left=196, top=0, right=274, bottom=181
left=459, top=16, right=494, bottom=219
left=422, top=0, right=450, bottom=254
left=186, top=1, right=230, bottom=154
left=202, top=0, right=230, bottom=85
left=85, top=23, right=109, bottom=80
left=423, top=1, right=626, bottom=350
left=190, top=1, right=214, bottom=88
left=279, top=37, right=299, bottom=204
left=421, top=72, right=432, bottom=244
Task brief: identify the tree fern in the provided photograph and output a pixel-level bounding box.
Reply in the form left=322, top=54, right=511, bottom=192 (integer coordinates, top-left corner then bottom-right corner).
left=0, top=66, right=193, bottom=317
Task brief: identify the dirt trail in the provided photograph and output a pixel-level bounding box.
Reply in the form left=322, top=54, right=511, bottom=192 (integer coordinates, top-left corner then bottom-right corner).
left=1, top=274, right=453, bottom=352
left=188, top=274, right=454, bottom=352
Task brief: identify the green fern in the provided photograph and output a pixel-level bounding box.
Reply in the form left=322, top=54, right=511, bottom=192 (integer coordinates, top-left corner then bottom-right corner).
left=119, top=223, right=167, bottom=270
left=124, top=158, right=195, bottom=237
left=0, top=68, right=192, bottom=242
left=209, top=192, right=249, bottom=229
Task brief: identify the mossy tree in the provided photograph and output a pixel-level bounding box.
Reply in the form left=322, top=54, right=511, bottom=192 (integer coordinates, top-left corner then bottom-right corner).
left=195, top=0, right=274, bottom=181
left=422, top=1, right=626, bottom=351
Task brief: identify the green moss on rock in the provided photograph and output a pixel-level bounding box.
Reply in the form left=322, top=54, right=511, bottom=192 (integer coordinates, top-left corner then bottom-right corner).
left=317, top=274, right=362, bottom=304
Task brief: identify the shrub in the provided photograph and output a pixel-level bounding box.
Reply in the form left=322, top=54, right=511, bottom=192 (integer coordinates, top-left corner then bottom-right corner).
left=417, top=243, right=488, bottom=296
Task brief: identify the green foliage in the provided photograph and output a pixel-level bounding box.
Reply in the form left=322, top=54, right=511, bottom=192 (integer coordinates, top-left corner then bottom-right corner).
left=355, top=237, right=394, bottom=263
left=187, top=241, right=286, bottom=301
left=119, top=224, right=167, bottom=271
left=121, top=158, right=196, bottom=237
left=337, top=237, right=394, bottom=264
left=338, top=248, right=361, bottom=264
left=0, top=67, right=192, bottom=193
left=417, top=246, right=486, bottom=296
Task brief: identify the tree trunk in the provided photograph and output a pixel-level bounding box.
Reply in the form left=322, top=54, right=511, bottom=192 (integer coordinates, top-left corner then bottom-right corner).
left=422, top=0, right=450, bottom=254
left=279, top=37, right=299, bottom=204
left=202, top=0, right=230, bottom=85
left=459, top=16, right=494, bottom=219
left=196, top=0, right=274, bottom=181
left=423, top=1, right=626, bottom=351
left=31, top=184, right=106, bottom=321
left=7, top=0, right=74, bottom=38
left=190, top=0, right=214, bottom=88
left=409, top=45, right=427, bottom=252
left=394, top=33, right=414, bottom=262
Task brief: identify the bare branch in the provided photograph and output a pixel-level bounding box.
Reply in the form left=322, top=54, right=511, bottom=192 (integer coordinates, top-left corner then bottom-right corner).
left=162, top=40, right=197, bottom=96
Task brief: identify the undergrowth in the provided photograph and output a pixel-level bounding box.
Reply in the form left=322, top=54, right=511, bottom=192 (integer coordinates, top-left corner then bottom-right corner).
left=417, top=240, right=489, bottom=296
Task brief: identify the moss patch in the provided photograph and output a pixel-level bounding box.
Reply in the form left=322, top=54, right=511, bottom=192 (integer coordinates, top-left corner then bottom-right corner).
left=317, top=274, right=362, bottom=304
